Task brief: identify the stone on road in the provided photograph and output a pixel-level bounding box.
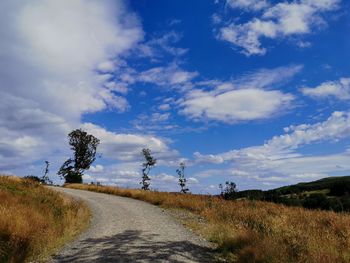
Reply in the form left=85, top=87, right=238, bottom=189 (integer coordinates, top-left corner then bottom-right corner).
left=51, top=187, right=215, bottom=263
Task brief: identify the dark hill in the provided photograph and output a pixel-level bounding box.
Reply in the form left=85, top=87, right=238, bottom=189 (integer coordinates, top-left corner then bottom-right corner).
left=231, top=176, right=350, bottom=212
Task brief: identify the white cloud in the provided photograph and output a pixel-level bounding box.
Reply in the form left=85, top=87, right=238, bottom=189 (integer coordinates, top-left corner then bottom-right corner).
left=89, top=164, right=104, bottom=173
left=0, top=0, right=142, bottom=118
left=82, top=123, right=178, bottom=162
left=187, top=177, right=199, bottom=184
left=226, top=0, right=270, bottom=11
left=0, top=0, right=142, bottom=171
left=194, top=111, right=350, bottom=184
left=138, top=64, right=198, bottom=87
left=158, top=104, right=171, bottom=111
left=301, top=78, right=350, bottom=100
left=97, top=61, right=116, bottom=72
left=181, top=88, right=294, bottom=123
left=217, top=0, right=340, bottom=55
left=179, top=65, right=301, bottom=123
left=111, top=63, right=198, bottom=94
left=136, top=31, right=188, bottom=58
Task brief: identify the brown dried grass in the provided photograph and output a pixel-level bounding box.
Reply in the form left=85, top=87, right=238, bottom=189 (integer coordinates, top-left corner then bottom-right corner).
left=66, top=183, right=350, bottom=263
left=0, top=176, right=90, bottom=262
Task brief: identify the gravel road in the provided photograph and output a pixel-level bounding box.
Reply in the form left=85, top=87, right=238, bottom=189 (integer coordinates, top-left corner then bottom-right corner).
left=50, top=187, right=215, bottom=263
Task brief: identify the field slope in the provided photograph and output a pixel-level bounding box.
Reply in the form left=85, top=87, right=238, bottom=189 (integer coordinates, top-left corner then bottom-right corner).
left=0, top=176, right=90, bottom=262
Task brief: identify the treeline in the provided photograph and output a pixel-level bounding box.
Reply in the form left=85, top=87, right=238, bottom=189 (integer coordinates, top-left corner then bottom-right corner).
left=220, top=178, right=350, bottom=212
left=27, top=129, right=191, bottom=194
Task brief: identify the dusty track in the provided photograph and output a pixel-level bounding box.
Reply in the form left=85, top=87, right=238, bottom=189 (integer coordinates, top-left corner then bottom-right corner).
left=50, top=187, right=214, bottom=262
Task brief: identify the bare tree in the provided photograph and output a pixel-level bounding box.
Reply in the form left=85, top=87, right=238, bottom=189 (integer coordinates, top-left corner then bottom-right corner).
left=141, top=148, right=156, bottom=190
left=177, top=162, right=189, bottom=194
left=42, top=160, right=52, bottom=184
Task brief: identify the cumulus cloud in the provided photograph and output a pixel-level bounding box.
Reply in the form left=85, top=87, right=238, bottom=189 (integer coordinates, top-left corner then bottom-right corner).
left=0, top=0, right=144, bottom=171
left=181, top=88, right=294, bottom=123
left=218, top=0, right=340, bottom=55
left=179, top=65, right=301, bottom=123
left=301, top=78, right=350, bottom=100
left=194, top=111, right=350, bottom=185
left=82, top=123, right=178, bottom=162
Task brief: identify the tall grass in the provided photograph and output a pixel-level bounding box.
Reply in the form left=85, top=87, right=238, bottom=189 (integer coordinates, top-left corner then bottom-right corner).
left=0, top=176, right=90, bottom=262
left=67, top=184, right=350, bottom=263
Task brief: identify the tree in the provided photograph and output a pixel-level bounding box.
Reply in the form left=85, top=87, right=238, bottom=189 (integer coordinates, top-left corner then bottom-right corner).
left=177, top=162, right=189, bottom=193
left=141, top=148, right=156, bottom=190
left=58, top=129, right=100, bottom=183
left=220, top=181, right=237, bottom=200
left=42, top=160, right=52, bottom=185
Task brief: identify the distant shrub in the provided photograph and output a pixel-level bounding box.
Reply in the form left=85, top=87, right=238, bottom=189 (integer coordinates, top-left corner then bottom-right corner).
left=219, top=181, right=237, bottom=200
left=24, top=175, right=43, bottom=183
left=235, top=190, right=264, bottom=200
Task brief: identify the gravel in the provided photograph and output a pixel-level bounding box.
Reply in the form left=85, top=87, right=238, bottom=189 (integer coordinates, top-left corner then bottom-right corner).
left=50, top=187, right=215, bottom=263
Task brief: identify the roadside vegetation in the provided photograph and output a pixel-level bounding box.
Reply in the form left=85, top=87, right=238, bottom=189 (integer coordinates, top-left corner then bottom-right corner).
left=0, top=176, right=90, bottom=262
left=66, top=183, right=350, bottom=263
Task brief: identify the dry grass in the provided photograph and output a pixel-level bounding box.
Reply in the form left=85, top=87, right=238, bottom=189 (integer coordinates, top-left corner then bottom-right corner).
left=0, top=176, right=90, bottom=262
left=66, top=183, right=350, bottom=263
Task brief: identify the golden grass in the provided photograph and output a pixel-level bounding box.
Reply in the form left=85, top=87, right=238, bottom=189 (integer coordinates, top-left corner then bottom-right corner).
left=66, top=183, right=350, bottom=263
left=0, top=176, right=90, bottom=262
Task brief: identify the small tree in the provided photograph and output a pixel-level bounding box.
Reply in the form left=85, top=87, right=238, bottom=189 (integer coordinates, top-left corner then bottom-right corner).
left=220, top=181, right=237, bottom=200
left=177, top=162, right=189, bottom=194
left=58, top=129, right=100, bottom=184
left=41, top=160, right=52, bottom=185
left=141, top=148, right=156, bottom=190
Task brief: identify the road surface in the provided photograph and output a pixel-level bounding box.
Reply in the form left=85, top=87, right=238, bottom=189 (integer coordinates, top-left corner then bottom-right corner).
left=50, top=187, right=215, bottom=263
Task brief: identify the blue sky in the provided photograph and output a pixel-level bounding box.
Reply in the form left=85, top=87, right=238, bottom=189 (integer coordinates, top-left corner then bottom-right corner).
left=1, top=0, right=350, bottom=193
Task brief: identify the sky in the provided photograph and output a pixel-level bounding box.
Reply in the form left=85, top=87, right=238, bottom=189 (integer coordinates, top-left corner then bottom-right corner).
left=0, top=0, right=350, bottom=194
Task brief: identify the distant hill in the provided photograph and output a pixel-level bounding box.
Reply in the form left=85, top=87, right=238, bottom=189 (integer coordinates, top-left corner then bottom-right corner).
left=269, top=176, right=350, bottom=195
left=232, top=176, right=350, bottom=212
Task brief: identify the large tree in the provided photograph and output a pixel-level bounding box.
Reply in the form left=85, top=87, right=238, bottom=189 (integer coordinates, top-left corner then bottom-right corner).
left=58, top=129, right=100, bottom=183
left=141, top=148, right=156, bottom=190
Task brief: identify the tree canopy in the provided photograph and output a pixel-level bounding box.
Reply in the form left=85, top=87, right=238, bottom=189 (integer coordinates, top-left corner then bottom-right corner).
left=58, top=129, right=100, bottom=183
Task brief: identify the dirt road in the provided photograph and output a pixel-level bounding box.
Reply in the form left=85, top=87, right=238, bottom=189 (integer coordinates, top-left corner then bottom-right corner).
left=51, top=187, right=214, bottom=262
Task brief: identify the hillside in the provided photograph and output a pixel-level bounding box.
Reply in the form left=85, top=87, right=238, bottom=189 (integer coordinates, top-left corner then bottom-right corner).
left=0, top=176, right=90, bottom=262
left=234, top=176, right=350, bottom=212
left=270, top=175, right=350, bottom=195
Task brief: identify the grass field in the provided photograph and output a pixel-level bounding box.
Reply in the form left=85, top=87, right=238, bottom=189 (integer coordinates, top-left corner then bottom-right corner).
left=66, top=183, right=350, bottom=263
left=0, top=176, right=90, bottom=262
